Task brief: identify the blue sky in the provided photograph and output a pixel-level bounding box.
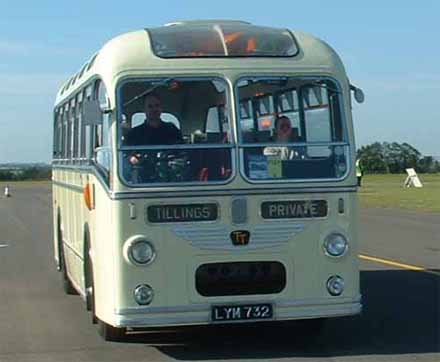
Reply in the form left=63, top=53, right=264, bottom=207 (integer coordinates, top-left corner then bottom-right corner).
left=0, top=0, right=438, bottom=162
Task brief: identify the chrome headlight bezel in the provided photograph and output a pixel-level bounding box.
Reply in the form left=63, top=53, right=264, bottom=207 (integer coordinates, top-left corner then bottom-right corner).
left=123, top=236, right=156, bottom=266
left=326, top=275, right=345, bottom=296
left=134, top=284, right=154, bottom=305
left=323, top=233, right=348, bottom=258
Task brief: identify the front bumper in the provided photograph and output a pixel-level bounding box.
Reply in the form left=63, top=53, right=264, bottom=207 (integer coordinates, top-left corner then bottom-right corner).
left=113, top=295, right=362, bottom=328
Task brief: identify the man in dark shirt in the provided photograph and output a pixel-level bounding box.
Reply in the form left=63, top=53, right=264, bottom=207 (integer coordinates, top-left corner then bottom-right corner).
left=125, top=93, right=182, bottom=145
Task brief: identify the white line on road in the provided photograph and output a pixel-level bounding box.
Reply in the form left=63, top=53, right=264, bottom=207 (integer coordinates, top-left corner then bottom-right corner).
left=0, top=244, right=8, bottom=248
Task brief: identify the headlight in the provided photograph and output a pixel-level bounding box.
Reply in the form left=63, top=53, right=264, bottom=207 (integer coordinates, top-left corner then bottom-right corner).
left=134, top=284, right=154, bottom=305
left=327, top=275, right=345, bottom=296
left=323, top=233, right=348, bottom=257
left=124, top=236, right=156, bottom=266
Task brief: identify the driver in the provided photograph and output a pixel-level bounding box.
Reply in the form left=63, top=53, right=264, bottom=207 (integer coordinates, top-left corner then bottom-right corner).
left=125, top=93, right=182, bottom=146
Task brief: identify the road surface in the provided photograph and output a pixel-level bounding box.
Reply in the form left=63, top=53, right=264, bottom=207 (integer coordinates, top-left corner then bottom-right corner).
left=0, top=182, right=438, bottom=362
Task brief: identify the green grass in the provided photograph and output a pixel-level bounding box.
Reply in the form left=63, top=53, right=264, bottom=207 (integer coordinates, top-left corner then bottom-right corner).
left=359, top=173, right=440, bottom=213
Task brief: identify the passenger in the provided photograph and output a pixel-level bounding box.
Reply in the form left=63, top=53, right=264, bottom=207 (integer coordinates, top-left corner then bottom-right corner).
left=125, top=93, right=183, bottom=146
left=264, top=116, right=301, bottom=160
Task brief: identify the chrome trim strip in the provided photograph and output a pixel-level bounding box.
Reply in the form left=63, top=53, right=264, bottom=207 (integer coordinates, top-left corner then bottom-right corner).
left=114, top=302, right=362, bottom=328
left=116, top=314, right=209, bottom=327
left=66, top=269, right=86, bottom=300
left=275, top=304, right=362, bottom=320
left=52, top=163, right=111, bottom=195
left=115, top=295, right=362, bottom=315
left=277, top=294, right=362, bottom=308
left=116, top=304, right=209, bottom=315
left=111, top=186, right=357, bottom=200
left=63, top=240, right=84, bottom=261
left=52, top=180, right=83, bottom=193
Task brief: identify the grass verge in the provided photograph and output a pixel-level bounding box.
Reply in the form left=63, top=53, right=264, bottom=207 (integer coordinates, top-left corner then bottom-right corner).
left=359, top=173, right=440, bottom=213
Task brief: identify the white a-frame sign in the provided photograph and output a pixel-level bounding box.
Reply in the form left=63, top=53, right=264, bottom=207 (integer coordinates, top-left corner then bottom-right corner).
left=404, top=168, right=423, bottom=188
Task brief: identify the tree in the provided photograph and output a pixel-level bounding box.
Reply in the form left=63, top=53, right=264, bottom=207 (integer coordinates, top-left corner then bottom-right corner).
left=357, top=143, right=388, bottom=173
left=418, top=156, right=440, bottom=173
left=357, top=142, right=429, bottom=174
left=0, top=170, right=15, bottom=181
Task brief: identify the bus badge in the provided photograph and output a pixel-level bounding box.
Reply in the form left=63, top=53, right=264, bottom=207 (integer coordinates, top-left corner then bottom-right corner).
left=230, top=230, right=250, bottom=246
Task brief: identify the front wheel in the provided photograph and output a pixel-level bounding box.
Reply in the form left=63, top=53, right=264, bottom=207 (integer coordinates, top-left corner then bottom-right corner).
left=97, top=319, right=126, bottom=342
left=86, top=251, right=126, bottom=341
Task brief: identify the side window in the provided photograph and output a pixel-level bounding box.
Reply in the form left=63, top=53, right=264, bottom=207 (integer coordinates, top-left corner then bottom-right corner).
left=94, top=80, right=112, bottom=176
left=161, top=113, right=180, bottom=129
left=79, top=90, right=87, bottom=159
left=76, top=92, right=84, bottom=160
left=277, top=90, right=301, bottom=140
left=71, top=98, right=78, bottom=161
left=94, top=81, right=103, bottom=148
left=64, top=103, right=70, bottom=159
left=205, top=105, right=229, bottom=143
left=55, top=109, right=64, bottom=159
left=84, top=84, right=93, bottom=160
left=302, top=86, right=331, bottom=157
left=303, top=86, right=331, bottom=142
left=130, top=112, right=180, bottom=130
left=206, top=107, right=220, bottom=132
left=256, top=95, right=274, bottom=131
left=239, top=100, right=254, bottom=132
left=60, top=108, right=65, bottom=159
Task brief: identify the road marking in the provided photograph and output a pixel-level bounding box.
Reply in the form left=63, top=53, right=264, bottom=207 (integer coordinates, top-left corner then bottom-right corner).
left=0, top=244, right=8, bottom=248
left=359, top=254, right=440, bottom=276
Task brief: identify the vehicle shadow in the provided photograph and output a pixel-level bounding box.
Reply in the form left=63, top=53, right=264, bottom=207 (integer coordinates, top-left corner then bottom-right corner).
left=125, top=270, right=439, bottom=359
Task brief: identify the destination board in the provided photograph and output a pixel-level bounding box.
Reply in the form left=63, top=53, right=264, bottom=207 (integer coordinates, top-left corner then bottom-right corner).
left=261, top=200, right=327, bottom=219
left=147, top=203, right=218, bottom=223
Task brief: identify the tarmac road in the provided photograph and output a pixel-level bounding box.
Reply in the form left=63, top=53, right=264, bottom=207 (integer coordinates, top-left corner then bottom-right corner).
left=0, top=182, right=438, bottom=362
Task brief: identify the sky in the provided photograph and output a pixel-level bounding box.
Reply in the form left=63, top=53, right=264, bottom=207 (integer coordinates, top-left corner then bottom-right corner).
left=0, top=0, right=439, bottom=163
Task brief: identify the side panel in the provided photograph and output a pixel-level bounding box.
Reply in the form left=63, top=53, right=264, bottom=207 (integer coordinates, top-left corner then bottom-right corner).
left=90, top=174, right=117, bottom=323
left=52, top=167, right=91, bottom=296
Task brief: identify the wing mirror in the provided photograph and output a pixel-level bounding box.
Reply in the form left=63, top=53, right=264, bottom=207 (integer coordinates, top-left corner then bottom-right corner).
left=350, top=84, right=365, bottom=104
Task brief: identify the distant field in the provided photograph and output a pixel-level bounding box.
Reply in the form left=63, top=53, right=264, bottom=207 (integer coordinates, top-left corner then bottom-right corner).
left=359, top=173, right=440, bottom=213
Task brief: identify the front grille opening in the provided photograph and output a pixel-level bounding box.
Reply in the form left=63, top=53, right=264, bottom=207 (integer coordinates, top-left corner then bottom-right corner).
left=196, top=261, right=286, bottom=296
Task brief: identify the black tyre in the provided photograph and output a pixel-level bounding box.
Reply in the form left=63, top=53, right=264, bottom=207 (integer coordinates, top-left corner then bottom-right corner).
left=58, top=226, right=77, bottom=295
left=84, top=238, right=93, bottom=312
left=97, top=319, right=126, bottom=342
left=296, top=318, right=326, bottom=343
left=85, top=251, right=97, bottom=324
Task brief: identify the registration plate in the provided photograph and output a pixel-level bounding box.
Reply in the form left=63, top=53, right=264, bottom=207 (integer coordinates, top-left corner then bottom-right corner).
left=211, top=303, right=273, bottom=322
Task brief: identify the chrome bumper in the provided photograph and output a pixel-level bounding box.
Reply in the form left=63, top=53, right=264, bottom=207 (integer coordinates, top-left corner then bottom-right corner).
left=113, top=295, right=362, bottom=328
